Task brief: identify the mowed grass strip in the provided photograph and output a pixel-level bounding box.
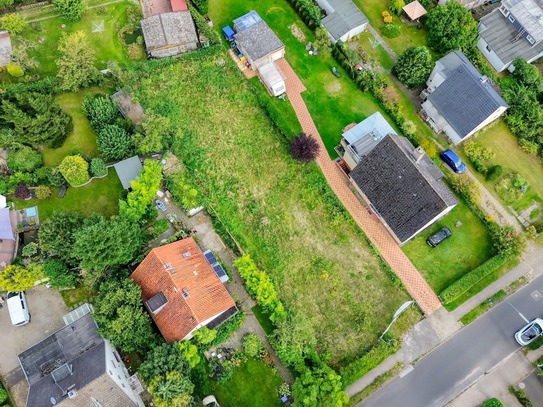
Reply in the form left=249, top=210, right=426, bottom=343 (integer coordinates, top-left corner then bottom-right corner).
left=403, top=201, right=493, bottom=294
left=126, top=52, right=417, bottom=366
left=42, top=89, right=102, bottom=167
left=210, top=0, right=397, bottom=156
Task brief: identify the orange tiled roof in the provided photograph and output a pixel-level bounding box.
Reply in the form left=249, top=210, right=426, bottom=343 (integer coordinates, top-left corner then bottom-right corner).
left=130, top=238, right=236, bottom=342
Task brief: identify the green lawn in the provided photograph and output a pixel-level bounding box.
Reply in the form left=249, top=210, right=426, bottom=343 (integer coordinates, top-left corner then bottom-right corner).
left=464, top=120, right=543, bottom=212
left=193, top=357, right=283, bottom=407
left=126, top=50, right=419, bottom=366
left=42, top=89, right=102, bottom=166
left=403, top=200, right=493, bottom=294
left=15, top=1, right=137, bottom=77
left=11, top=171, right=124, bottom=220
left=210, top=0, right=397, bottom=156
left=353, top=0, right=430, bottom=55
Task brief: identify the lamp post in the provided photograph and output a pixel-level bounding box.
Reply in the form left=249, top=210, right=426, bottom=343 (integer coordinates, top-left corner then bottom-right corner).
left=379, top=300, right=414, bottom=341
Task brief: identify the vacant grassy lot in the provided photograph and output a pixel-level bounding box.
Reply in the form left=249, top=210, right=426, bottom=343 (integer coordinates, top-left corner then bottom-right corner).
left=403, top=201, right=493, bottom=294
left=353, top=0, right=430, bottom=55
left=465, top=121, right=543, bottom=212
left=12, top=171, right=123, bottom=220
left=210, top=0, right=397, bottom=156
left=193, top=357, right=283, bottom=407
left=42, top=90, right=102, bottom=166
left=15, top=1, right=137, bottom=77
left=125, top=51, right=418, bottom=366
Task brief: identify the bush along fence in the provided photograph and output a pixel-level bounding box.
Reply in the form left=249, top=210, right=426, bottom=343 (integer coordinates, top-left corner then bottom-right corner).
left=283, top=0, right=322, bottom=29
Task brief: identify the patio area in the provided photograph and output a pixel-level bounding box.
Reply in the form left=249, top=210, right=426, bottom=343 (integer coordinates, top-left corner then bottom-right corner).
left=14, top=206, right=40, bottom=232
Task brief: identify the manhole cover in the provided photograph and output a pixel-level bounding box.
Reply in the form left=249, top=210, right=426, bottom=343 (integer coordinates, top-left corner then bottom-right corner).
left=531, top=290, right=542, bottom=301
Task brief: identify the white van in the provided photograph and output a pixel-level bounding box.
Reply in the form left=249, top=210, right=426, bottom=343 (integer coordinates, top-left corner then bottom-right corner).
left=7, top=291, right=30, bottom=326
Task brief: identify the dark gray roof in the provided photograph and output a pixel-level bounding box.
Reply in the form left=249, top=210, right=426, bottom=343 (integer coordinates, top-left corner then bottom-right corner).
left=322, top=0, right=368, bottom=41
left=146, top=291, right=168, bottom=313
left=234, top=21, right=284, bottom=62
left=349, top=135, right=457, bottom=243
left=427, top=51, right=508, bottom=139
left=18, top=314, right=106, bottom=407
left=141, top=11, right=198, bottom=51
left=113, top=156, right=143, bottom=189
left=480, top=9, right=543, bottom=66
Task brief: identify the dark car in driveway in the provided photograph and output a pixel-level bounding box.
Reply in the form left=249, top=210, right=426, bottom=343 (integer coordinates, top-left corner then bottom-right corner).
left=440, top=149, right=466, bottom=173
left=427, top=227, right=452, bottom=247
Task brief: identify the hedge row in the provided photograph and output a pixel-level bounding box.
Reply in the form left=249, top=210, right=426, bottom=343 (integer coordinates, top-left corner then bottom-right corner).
left=187, top=2, right=221, bottom=45
left=340, top=340, right=399, bottom=387
left=284, top=0, right=321, bottom=29
left=253, top=86, right=300, bottom=140
left=440, top=254, right=509, bottom=304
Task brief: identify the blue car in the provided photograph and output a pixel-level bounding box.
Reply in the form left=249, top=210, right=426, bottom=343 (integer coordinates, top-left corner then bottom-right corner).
left=440, top=149, right=466, bottom=173
left=155, top=199, right=167, bottom=212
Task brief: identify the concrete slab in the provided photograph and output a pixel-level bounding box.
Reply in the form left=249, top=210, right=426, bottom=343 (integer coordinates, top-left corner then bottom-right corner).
left=0, top=286, right=68, bottom=406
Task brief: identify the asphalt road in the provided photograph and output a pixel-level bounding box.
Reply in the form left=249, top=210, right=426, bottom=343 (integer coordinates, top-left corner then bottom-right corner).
left=361, top=274, right=543, bottom=407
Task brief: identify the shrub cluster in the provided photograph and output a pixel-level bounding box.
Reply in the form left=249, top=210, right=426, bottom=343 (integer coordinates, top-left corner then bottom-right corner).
left=486, top=165, right=503, bottom=182
left=440, top=254, right=508, bottom=304
left=464, top=142, right=493, bottom=175
left=283, top=0, right=322, bottom=29
left=340, top=340, right=399, bottom=386
left=509, top=386, right=534, bottom=407
left=234, top=254, right=287, bottom=324
left=188, top=2, right=221, bottom=45
left=241, top=333, right=267, bottom=359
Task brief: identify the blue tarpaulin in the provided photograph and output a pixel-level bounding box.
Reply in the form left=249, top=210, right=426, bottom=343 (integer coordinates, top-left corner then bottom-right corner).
left=222, top=26, right=235, bottom=41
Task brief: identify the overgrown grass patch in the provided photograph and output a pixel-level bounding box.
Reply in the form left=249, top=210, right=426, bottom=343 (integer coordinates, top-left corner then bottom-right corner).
left=59, top=286, right=95, bottom=309
left=11, top=171, right=124, bottom=220
left=125, top=50, right=414, bottom=366
left=42, top=89, right=102, bottom=166
left=465, top=121, right=543, bottom=212
left=403, top=201, right=493, bottom=294
left=192, top=357, right=283, bottom=407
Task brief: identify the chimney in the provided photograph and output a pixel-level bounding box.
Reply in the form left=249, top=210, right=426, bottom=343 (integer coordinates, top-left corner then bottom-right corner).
left=412, top=146, right=425, bottom=163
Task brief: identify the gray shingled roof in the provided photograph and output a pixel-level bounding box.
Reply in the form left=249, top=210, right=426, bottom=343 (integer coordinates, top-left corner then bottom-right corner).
left=322, top=0, right=368, bottom=41
left=18, top=314, right=108, bottom=407
left=141, top=11, right=198, bottom=51
left=234, top=20, right=284, bottom=62
left=480, top=9, right=543, bottom=66
left=349, top=135, right=457, bottom=243
left=427, top=51, right=508, bottom=139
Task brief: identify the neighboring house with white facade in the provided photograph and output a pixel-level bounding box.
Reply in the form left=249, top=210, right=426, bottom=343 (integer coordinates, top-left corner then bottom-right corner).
left=316, top=0, right=368, bottom=43
left=349, top=134, right=458, bottom=245
left=439, top=0, right=489, bottom=9
left=478, top=0, right=543, bottom=72
left=18, top=308, right=144, bottom=407
left=421, top=51, right=508, bottom=145
left=339, top=112, right=396, bottom=172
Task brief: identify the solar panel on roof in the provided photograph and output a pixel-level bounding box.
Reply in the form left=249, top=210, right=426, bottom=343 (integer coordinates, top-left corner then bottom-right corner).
left=212, top=263, right=226, bottom=278
left=204, top=251, right=217, bottom=264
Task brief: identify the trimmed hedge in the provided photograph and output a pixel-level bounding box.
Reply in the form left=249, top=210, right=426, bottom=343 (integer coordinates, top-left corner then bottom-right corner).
left=340, top=340, right=399, bottom=387
left=440, top=254, right=509, bottom=304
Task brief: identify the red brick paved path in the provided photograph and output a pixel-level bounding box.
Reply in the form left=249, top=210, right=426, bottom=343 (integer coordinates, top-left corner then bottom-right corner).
left=276, top=59, right=441, bottom=315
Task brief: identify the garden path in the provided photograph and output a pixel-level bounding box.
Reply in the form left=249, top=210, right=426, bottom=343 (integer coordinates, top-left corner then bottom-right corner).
left=276, top=58, right=442, bottom=315
left=366, top=25, right=397, bottom=62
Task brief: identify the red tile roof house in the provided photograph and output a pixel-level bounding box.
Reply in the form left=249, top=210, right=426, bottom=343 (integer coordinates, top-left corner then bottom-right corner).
left=130, top=238, right=238, bottom=342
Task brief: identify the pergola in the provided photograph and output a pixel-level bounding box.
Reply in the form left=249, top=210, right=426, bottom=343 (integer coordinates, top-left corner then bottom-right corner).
left=402, top=0, right=427, bottom=21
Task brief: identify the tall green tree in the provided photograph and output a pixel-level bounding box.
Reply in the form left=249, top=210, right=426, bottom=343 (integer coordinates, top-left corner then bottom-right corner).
left=93, top=279, right=155, bottom=353
left=82, top=95, right=118, bottom=130
left=0, top=92, right=72, bottom=147
left=133, top=112, right=171, bottom=155
left=53, top=0, right=86, bottom=21
left=43, top=258, right=79, bottom=288
left=39, top=211, right=84, bottom=262
left=58, top=155, right=89, bottom=186
left=0, top=13, right=27, bottom=35
left=119, top=159, right=162, bottom=222
left=72, top=214, right=142, bottom=274
left=57, top=31, right=98, bottom=91
left=393, top=46, right=433, bottom=88
left=511, top=58, right=543, bottom=93
left=7, top=145, right=42, bottom=173
left=426, top=1, right=478, bottom=54
left=292, top=366, right=348, bottom=407
left=97, top=124, right=134, bottom=160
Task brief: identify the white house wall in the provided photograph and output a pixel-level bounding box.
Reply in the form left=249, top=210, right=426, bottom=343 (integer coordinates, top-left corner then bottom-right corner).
left=104, top=340, right=145, bottom=407
left=477, top=37, right=508, bottom=72
left=338, top=24, right=368, bottom=42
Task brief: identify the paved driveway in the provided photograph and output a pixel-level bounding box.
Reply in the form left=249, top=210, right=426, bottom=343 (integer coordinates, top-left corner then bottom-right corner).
left=0, top=286, right=68, bottom=406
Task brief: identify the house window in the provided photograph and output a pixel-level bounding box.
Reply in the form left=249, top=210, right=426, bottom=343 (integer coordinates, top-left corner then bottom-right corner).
left=486, top=45, right=491, bottom=52
left=113, top=351, right=122, bottom=363
left=527, top=35, right=535, bottom=45
left=508, top=15, right=515, bottom=23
